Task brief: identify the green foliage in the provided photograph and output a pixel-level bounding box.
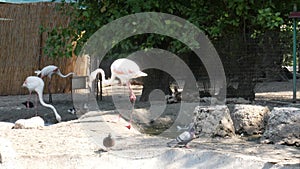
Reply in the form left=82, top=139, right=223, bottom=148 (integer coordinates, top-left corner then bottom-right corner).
left=42, top=0, right=295, bottom=58
left=40, top=25, right=73, bottom=58
left=257, top=8, right=283, bottom=29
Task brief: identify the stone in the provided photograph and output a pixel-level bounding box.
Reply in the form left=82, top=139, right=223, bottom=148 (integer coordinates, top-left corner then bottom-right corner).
left=12, top=116, right=44, bottom=129
left=226, top=97, right=251, bottom=104
left=261, top=107, right=300, bottom=146
left=229, top=104, right=270, bottom=135
left=193, top=105, right=235, bottom=137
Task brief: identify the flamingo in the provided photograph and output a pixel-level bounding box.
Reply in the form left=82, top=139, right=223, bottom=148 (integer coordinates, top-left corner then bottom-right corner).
left=88, top=68, right=118, bottom=90
left=22, top=76, right=62, bottom=122
left=91, top=58, right=147, bottom=129
left=35, top=65, right=74, bottom=103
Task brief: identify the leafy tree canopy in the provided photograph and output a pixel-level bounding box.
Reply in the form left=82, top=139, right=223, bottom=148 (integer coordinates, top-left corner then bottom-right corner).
left=43, top=0, right=297, bottom=58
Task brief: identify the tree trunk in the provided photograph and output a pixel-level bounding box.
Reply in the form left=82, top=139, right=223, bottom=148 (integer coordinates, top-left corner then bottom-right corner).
left=261, top=31, right=287, bottom=81
left=140, top=69, right=172, bottom=102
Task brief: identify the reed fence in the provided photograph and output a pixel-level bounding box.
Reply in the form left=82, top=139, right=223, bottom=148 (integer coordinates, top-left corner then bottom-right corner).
left=0, top=2, right=77, bottom=95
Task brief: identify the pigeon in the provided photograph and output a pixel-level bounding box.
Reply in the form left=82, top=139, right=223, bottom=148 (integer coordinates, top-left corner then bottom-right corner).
left=167, top=123, right=196, bottom=148
left=22, top=101, right=34, bottom=108
left=103, top=133, right=115, bottom=151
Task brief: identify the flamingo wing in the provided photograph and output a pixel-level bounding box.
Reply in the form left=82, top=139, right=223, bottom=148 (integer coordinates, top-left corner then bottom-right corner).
left=23, top=76, right=44, bottom=91
left=111, top=58, right=147, bottom=83
left=40, top=65, right=58, bottom=78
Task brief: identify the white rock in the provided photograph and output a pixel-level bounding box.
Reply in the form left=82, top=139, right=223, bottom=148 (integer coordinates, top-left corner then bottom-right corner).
left=194, top=105, right=235, bottom=137
left=13, top=116, right=44, bottom=129
left=261, top=107, right=300, bottom=146
left=230, top=104, right=270, bottom=135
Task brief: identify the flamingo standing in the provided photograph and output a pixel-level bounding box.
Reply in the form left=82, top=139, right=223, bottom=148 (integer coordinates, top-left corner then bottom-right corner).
left=22, top=76, right=62, bottom=122
left=35, top=65, right=74, bottom=103
left=90, top=58, right=147, bottom=129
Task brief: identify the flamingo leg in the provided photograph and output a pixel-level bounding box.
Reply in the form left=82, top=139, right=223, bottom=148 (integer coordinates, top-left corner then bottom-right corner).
left=126, top=81, right=136, bottom=129
left=108, top=81, right=137, bottom=129
left=48, top=80, right=52, bottom=103
left=125, top=100, right=135, bottom=130
left=127, top=81, right=136, bottom=103
left=35, top=93, right=38, bottom=116
left=26, top=91, right=32, bottom=108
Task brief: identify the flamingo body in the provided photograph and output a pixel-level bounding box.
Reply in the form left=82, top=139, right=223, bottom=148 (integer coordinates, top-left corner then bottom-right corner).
left=23, top=76, right=44, bottom=93
left=22, top=76, right=62, bottom=122
left=110, top=58, right=147, bottom=85
left=35, top=65, right=74, bottom=79
left=35, top=65, right=58, bottom=78
left=35, top=65, right=74, bottom=103
left=89, top=58, right=147, bottom=90
left=89, top=58, right=147, bottom=129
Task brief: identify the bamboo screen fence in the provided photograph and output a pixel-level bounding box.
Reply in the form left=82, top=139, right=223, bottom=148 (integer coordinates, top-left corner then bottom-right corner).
left=0, top=2, right=77, bottom=95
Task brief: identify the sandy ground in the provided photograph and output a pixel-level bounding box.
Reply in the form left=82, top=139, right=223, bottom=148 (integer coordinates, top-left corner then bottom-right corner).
left=0, top=112, right=299, bottom=169
left=0, top=81, right=300, bottom=168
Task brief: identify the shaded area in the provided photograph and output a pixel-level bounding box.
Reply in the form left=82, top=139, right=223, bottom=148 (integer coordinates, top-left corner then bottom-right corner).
left=0, top=94, right=77, bottom=124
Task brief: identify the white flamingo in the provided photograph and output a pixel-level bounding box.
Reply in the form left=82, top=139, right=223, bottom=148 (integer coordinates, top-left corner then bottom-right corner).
left=35, top=65, right=74, bottom=103
left=22, top=76, right=62, bottom=122
left=88, top=69, right=118, bottom=89
left=90, top=58, right=147, bottom=129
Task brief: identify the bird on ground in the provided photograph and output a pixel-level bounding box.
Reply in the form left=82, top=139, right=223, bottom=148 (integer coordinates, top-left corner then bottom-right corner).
left=35, top=65, right=74, bottom=103
left=167, top=123, right=196, bottom=148
left=90, top=58, right=147, bottom=129
left=22, top=76, right=62, bottom=122
left=103, top=133, right=115, bottom=151
left=22, top=101, right=34, bottom=108
left=67, top=107, right=76, bottom=115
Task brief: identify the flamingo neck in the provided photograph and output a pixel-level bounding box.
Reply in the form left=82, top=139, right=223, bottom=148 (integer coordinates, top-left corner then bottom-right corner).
left=36, top=90, right=61, bottom=122
left=98, top=69, right=107, bottom=82
left=56, top=69, right=74, bottom=78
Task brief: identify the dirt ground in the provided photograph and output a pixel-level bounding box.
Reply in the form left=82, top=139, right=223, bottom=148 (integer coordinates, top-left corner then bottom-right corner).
left=0, top=81, right=300, bottom=168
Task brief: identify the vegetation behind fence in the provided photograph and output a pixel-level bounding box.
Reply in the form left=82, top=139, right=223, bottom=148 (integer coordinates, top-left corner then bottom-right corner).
left=0, top=2, right=76, bottom=95
left=1, top=2, right=298, bottom=99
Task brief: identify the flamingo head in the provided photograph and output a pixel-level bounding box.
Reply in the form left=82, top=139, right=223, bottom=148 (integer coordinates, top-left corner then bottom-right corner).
left=34, top=70, right=42, bottom=77
left=134, top=71, right=147, bottom=78
left=22, top=81, right=27, bottom=87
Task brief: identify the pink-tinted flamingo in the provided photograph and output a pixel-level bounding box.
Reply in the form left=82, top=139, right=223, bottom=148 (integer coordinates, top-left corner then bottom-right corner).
left=91, top=58, right=147, bottom=129
left=22, top=76, right=62, bottom=122
left=35, top=65, right=74, bottom=103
